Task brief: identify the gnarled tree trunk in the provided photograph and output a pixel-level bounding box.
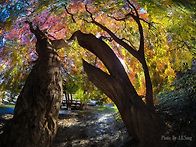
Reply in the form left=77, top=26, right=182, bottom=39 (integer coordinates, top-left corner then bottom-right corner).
left=0, top=23, right=63, bottom=147
left=69, top=30, right=166, bottom=147
left=82, top=3, right=154, bottom=107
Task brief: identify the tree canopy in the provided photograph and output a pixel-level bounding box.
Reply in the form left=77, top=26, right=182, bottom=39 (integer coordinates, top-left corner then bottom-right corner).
left=0, top=0, right=195, bottom=101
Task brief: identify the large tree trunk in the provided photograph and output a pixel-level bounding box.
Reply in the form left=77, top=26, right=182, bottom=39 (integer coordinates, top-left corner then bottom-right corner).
left=0, top=23, right=63, bottom=147
left=70, top=30, right=166, bottom=147
left=83, top=5, right=154, bottom=107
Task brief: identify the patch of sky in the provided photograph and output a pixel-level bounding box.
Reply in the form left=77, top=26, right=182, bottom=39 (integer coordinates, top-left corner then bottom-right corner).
left=0, top=36, right=6, bottom=48
left=140, top=8, right=147, bottom=13
left=0, top=0, right=30, bottom=22
left=0, top=8, right=10, bottom=22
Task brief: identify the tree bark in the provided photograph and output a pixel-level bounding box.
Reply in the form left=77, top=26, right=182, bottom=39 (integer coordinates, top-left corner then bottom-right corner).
left=83, top=4, right=154, bottom=106
left=138, top=57, right=154, bottom=107
left=70, top=30, right=166, bottom=147
left=0, top=23, right=63, bottom=147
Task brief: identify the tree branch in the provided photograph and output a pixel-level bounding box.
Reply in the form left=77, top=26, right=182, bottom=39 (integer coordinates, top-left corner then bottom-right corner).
left=83, top=59, right=117, bottom=103
left=131, top=15, right=144, bottom=55
left=126, top=0, right=139, bottom=17
left=65, top=6, right=76, bottom=23
left=125, top=1, right=145, bottom=54
left=67, top=30, right=81, bottom=42
left=25, top=21, right=36, bottom=34
left=84, top=5, right=140, bottom=59
left=25, top=21, right=46, bottom=40
left=121, top=38, right=136, bottom=50
left=108, top=13, right=152, bottom=27
left=85, top=4, right=94, bottom=20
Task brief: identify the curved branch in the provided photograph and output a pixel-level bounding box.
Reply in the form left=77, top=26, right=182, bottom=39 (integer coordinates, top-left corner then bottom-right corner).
left=124, top=1, right=145, bottom=54
left=70, top=4, right=154, bottom=106
left=131, top=14, right=145, bottom=55
left=108, top=13, right=152, bottom=27
left=126, top=0, right=139, bottom=17
left=86, top=3, right=153, bottom=106
left=85, top=4, right=94, bottom=20
left=84, top=5, right=140, bottom=59
left=67, top=30, right=81, bottom=42
left=25, top=21, right=46, bottom=40
left=83, top=59, right=117, bottom=103
left=122, top=38, right=136, bottom=50
left=65, top=6, right=76, bottom=23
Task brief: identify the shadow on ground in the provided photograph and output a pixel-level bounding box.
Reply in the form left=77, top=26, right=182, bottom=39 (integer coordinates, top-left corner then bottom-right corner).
left=52, top=106, right=132, bottom=147
left=0, top=106, right=132, bottom=147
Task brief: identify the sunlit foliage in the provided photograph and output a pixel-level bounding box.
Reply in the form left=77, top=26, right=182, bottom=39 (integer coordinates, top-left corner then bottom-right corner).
left=0, top=0, right=195, bottom=102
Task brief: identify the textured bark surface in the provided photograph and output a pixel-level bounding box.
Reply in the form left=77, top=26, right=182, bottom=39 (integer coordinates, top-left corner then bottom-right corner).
left=82, top=4, right=154, bottom=107
left=0, top=24, right=63, bottom=147
left=70, top=30, right=166, bottom=147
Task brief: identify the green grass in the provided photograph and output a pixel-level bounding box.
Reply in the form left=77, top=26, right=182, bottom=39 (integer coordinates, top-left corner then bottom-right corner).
left=0, top=104, right=15, bottom=108
left=96, top=105, right=117, bottom=112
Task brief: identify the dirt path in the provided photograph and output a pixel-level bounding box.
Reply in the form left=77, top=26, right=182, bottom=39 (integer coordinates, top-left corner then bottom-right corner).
left=0, top=106, right=131, bottom=147
left=52, top=106, right=131, bottom=147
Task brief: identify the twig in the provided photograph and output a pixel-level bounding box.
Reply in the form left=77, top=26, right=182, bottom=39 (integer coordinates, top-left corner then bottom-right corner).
left=83, top=4, right=140, bottom=59
left=126, top=0, right=139, bottom=17
left=108, top=13, right=153, bottom=28
left=65, top=6, right=76, bottom=23
left=82, top=18, right=91, bottom=23
left=121, top=38, right=136, bottom=50
left=85, top=4, right=94, bottom=20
